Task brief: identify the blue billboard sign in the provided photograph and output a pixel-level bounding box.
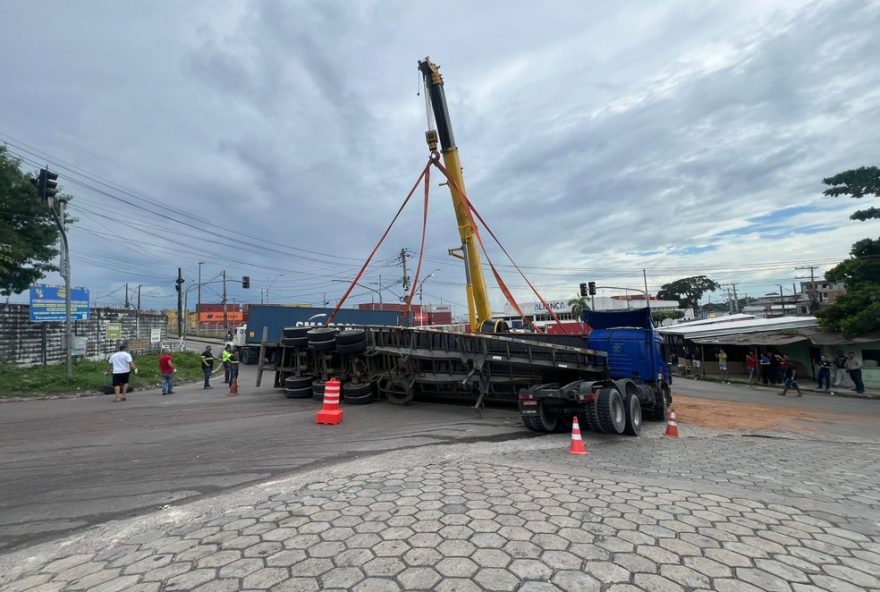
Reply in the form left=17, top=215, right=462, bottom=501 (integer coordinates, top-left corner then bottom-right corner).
left=29, top=285, right=90, bottom=322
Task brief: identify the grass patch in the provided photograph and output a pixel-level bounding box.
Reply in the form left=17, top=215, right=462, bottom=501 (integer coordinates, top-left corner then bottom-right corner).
left=0, top=352, right=207, bottom=399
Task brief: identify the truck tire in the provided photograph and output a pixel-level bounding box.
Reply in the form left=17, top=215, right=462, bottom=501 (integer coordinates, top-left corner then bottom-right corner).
left=580, top=399, right=604, bottom=433
left=284, top=386, right=312, bottom=399
left=522, top=413, right=547, bottom=433
left=307, top=328, right=337, bottom=351
left=645, top=385, right=669, bottom=421
left=284, top=375, right=314, bottom=390
left=312, top=380, right=325, bottom=401
left=337, top=329, right=365, bottom=345
left=337, top=340, right=366, bottom=355
left=343, top=382, right=375, bottom=405
left=597, top=387, right=626, bottom=434
left=538, top=402, right=561, bottom=432
left=623, top=392, right=642, bottom=436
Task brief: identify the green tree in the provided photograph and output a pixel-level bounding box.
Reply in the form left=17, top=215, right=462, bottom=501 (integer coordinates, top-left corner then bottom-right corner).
left=823, top=166, right=880, bottom=221
left=818, top=166, right=880, bottom=337
left=0, top=147, right=61, bottom=296
left=568, top=295, right=590, bottom=319
left=651, top=309, right=684, bottom=324
left=656, top=275, right=720, bottom=316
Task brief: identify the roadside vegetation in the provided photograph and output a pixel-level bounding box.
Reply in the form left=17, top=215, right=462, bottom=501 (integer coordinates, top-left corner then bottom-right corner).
left=0, top=351, right=205, bottom=399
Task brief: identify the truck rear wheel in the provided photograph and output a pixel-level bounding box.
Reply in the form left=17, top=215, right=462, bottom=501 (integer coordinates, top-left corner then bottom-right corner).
left=581, top=399, right=604, bottom=433
left=597, top=387, right=626, bottom=434
left=623, top=392, right=642, bottom=436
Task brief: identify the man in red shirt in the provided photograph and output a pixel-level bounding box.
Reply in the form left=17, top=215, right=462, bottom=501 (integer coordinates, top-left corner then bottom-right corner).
left=159, top=348, right=176, bottom=395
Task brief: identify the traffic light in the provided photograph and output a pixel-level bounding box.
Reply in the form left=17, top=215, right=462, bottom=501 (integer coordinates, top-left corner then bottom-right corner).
left=37, top=168, right=59, bottom=204
left=175, top=276, right=184, bottom=292
left=242, top=276, right=250, bottom=289
left=579, top=283, right=587, bottom=297
left=588, top=281, right=596, bottom=296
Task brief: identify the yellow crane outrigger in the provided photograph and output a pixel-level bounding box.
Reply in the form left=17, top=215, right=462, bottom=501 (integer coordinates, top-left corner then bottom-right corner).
left=418, top=57, right=494, bottom=332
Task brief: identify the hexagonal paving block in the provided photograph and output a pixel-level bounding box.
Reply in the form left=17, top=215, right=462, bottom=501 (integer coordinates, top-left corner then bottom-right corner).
left=397, top=566, right=442, bottom=589
left=551, top=570, right=602, bottom=592
left=509, top=558, right=553, bottom=580
left=351, top=578, right=402, bottom=592
left=435, top=578, right=485, bottom=592
left=435, top=557, right=480, bottom=578
left=364, top=556, right=407, bottom=577
left=403, top=547, right=444, bottom=567
left=320, top=567, right=366, bottom=589
left=289, top=558, right=334, bottom=578
left=474, top=567, right=521, bottom=591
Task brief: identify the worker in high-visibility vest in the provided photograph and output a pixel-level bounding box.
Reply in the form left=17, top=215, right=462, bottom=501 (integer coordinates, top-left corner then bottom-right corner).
left=221, top=344, right=233, bottom=384
left=230, top=347, right=241, bottom=383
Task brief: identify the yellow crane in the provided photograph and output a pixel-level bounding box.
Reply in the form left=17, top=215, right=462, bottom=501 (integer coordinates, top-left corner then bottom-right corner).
left=418, top=57, right=494, bottom=332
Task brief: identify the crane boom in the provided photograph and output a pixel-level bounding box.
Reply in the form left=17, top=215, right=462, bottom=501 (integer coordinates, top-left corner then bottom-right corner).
left=418, top=57, right=493, bottom=332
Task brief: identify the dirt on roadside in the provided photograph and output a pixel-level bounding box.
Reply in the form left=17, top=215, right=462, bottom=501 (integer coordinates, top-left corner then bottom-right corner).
left=671, top=394, right=852, bottom=432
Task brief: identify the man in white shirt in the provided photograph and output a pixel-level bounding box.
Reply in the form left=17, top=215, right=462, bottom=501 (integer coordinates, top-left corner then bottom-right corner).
left=106, top=343, right=138, bottom=402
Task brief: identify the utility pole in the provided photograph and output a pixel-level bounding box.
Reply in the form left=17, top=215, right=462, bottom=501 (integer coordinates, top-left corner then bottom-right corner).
left=642, top=269, right=650, bottom=310
left=176, top=267, right=184, bottom=337
left=124, top=282, right=130, bottom=309
left=136, top=284, right=142, bottom=338
left=58, top=198, right=72, bottom=377
left=778, top=285, right=784, bottom=317
left=197, top=261, right=205, bottom=317
left=722, top=283, right=739, bottom=313
left=400, top=248, right=410, bottom=300
left=222, top=269, right=228, bottom=334
left=795, top=265, right=819, bottom=312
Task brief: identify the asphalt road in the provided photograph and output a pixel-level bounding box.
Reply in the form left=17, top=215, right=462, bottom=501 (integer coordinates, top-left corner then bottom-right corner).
left=0, top=362, right=527, bottom=552
left=2, top=359, right=878, bottom=553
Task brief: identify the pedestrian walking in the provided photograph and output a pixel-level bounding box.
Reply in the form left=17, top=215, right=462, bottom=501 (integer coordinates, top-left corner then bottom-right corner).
left=777, top=354, right=802, bottom=397
left=815, top=354, right=832, bottom=395
left=105, top=343, right=138, bottom=402
left=159, top=348, right=176, bottom=395
left=222, top=344, right=233, bottom=384
left=846, top=352, right=865, bottom=394
left=201, top=345, right=215, bottom=389
left=746, top=351, right=757, bottom=386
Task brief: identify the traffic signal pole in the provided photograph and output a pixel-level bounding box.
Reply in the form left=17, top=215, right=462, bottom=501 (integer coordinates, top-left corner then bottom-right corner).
left=176, top=267, right=184, bottom=337
left=58, top=198, right=72, bottom=378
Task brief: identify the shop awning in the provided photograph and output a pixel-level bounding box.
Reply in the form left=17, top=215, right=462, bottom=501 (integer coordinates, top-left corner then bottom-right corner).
left=690, top=331, right=810, bottom=346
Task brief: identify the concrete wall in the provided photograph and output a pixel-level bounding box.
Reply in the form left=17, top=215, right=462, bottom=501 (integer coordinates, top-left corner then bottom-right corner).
left=0, top=304, right=167, bottom=366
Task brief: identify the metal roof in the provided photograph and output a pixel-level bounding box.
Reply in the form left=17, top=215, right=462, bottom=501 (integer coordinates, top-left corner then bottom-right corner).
left=658, top=316, right=818, bottom=339
left=690, top=332, right=810, bottom=346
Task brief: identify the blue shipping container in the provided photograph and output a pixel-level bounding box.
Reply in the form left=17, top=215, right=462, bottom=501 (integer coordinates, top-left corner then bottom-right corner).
left=245, top=305, right=402, bottom=344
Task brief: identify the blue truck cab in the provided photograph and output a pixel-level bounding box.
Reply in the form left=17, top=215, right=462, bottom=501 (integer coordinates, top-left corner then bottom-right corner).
left=584, top=307, right=671, bottom=420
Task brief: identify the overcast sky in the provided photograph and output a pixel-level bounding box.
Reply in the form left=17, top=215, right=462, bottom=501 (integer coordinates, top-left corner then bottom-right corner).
left=2, top=0, right=879, bottom=317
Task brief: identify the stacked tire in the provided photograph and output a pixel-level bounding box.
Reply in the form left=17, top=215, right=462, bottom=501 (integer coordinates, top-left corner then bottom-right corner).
left=307, top=328, right=337, bottom=351
left=283, top=375, right=313, bottom=398
left=336, top=329, right=366, bottom=354
left=281, top=326, right=310, bottom=348
left=343, top=382, right=375, bottom=405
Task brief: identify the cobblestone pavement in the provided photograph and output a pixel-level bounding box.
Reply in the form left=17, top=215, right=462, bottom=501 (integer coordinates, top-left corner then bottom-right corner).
left=2, top=425, right=879, bottom=592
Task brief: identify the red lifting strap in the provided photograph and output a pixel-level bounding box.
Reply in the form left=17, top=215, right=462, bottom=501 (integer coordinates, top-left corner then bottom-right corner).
left=325, top=160, right=430, bottom=326
left=429, top=154, right=564, bottom=333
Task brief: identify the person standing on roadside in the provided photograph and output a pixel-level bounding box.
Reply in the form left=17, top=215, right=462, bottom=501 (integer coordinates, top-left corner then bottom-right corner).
left=716, top=348, right=729, bottom=383
left=229, top=346, right=241, bottom=384
left=834, top=351, right=850, bottom=388
left=778, top=354, right=802, bottom=397
left=222, top=344, right=233, bottom=384
left=159, top=348, right=176, bottom=395
left=846, top=352, right=865, bottom=394
left=745, top=351, right=757, bottom=386
left=201, top=345, right=215, bottom=389
left=106, top=343, right=138, bottom=402
left=759, top=352, right=771, bottom=385
left=816, top=354, right=833, bottom=395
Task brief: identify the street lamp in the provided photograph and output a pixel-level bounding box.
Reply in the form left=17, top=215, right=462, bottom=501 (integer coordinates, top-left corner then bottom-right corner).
left=416, top=269, right=441, bottom=326
left=331, top=279, right=384, bottom=305
left=263, top=274, right=283, bottom=304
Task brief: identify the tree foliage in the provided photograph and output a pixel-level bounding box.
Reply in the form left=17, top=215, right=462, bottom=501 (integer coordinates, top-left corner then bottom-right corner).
left=567, top=295, right=590, bottom=320
left=817, top=284, right=880, bottom=337
left=0, top=147, right=61, bottom=296
left=818, top=166, right=880, bottom=337
left=823, top=165, right=880, bottom=221
left=656, top=275, right=720, bottom=314
left=651, top=309, right=684, bottom=324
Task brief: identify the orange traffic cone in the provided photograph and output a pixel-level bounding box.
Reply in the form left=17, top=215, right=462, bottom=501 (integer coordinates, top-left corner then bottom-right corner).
left=228, top=377, right=239, bottom=397
left=569, top=416, right=588, bottom=455
left=316, top=378, right=343, bottom=425
left=663, top=408, right=679, bottom=439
